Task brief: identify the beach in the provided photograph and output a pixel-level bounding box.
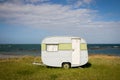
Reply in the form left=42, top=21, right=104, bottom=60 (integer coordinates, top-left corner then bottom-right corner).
left=0, top=54, right=24, bottom=59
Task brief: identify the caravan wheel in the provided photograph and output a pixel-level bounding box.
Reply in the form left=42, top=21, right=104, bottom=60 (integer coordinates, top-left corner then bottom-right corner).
left=62, top=63, right=71, bottom=69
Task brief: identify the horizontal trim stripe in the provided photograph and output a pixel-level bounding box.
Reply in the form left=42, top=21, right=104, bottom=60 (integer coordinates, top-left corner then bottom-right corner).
left=41, top=44, right=46, bottom=51
left=41, top=43, right=87, bottom=51
left=80, top=43, right=87, bottom=50
left=59, top=43, right=72, bottom=50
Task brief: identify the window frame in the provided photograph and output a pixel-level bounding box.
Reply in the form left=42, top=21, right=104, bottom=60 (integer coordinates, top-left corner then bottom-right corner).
left=46, top=44, right=59, bottom=52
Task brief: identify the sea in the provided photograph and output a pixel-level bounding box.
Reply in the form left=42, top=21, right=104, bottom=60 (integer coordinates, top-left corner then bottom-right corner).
left=0, top=44, right=120, bottom=56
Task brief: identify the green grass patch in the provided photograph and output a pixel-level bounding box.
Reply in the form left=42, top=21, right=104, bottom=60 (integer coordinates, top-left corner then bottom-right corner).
left=0, top=55, right=120, bottom=80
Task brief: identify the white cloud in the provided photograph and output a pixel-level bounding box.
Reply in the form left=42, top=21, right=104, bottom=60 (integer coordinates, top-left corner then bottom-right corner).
left=75, top=1, right=83, bottom=8
left=0, top=0, right=50, bottom=4
left=25, top=0, right=50, bottom=3
left=2, top=0, right=24, bottom=4
left=0, top=2, right=120, bottom=43
left=0, top=3, right=96, bottom=29
left=0, top=2, right=120, bottom=30
left=67, top=0, right=93, bottom=8
left=83, top=0, right=92, bottom=4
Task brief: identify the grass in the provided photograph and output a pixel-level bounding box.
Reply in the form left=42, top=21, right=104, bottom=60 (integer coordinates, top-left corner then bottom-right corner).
left=0, top=54, right=120, bottom=80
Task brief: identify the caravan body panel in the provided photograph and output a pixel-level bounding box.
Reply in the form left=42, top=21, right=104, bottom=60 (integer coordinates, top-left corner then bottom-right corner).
left=41, top=36, right=88, bottom=67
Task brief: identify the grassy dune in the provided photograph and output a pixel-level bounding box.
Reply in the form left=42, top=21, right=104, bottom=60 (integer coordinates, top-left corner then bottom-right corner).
left=0, top=55, right=120, bottom=80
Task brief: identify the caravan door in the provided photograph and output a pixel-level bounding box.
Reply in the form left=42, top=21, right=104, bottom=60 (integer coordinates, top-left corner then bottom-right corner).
left=72, top=38, right=80, bottom=64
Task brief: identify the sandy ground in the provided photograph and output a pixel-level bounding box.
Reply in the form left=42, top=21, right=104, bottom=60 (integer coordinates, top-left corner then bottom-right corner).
left=0, top=53, right=119, bottom=59
left=0, top=54, right=23, bottom=59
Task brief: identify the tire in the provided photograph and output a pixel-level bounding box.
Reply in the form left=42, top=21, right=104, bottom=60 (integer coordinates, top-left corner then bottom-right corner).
left=62, top=63, right=71, bottom=69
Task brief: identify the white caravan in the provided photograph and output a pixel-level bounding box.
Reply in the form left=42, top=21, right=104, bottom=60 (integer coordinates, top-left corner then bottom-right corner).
left=41, top=36, right=88, bottom=68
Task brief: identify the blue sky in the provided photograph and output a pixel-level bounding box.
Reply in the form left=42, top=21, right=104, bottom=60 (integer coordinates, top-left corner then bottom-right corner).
left=0, top=0, right=120, bottom=44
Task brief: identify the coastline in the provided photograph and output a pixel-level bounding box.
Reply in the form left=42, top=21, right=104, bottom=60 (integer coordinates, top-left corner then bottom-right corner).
left=0, top=54, right=24, bottom=59
left=0, top=52, right=40, bottom=59
left=0, top=53, right=119, bottom=59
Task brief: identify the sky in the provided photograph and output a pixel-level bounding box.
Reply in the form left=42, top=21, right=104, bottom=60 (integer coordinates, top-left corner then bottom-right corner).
left=0, top=0, right=120, bottom=44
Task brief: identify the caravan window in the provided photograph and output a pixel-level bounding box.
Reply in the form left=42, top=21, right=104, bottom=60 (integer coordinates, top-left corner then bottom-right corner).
left=46, top=44, right=58, bottom=52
